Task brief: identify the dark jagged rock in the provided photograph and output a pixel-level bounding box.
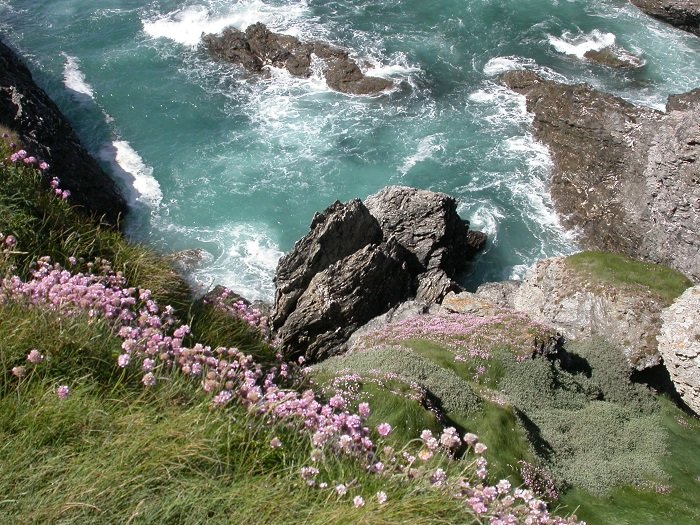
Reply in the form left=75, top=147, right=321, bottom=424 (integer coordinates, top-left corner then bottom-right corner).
left=582, top=47, right=644, bottom=69
left=502, top=70, right=700, bottom=282
left=630, top=0, right=700, bottom=37
left=275, top=239, right=415, bottom=361
left=0, top=40, right=127, bottom=224
left=202, top=23, right=393, bottom=95
left=272, top=199, right=383, bottom=330
left=272, top=186, right=486, bottom=361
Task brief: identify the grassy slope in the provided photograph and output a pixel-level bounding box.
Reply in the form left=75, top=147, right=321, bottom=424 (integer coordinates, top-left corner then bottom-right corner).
left=0, top=135, right=473, bottom=524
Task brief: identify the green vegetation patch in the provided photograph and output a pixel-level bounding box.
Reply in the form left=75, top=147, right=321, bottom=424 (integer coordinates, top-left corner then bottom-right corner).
left=565, top=251, right=692, bottom=305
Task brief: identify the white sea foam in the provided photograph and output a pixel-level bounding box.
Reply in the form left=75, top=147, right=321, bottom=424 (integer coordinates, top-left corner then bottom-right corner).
left=99, top=141, right=162, bottom=208
left=483, top=56, right=538, bottom=77
left=142, top=1, right=310, bottom=47
left=461, top=202, right=504, bottom=239
left=162, top=221, right=282, bottom=301
left=548, top=29, right=616, bottom=59
left=62, top=54, right=94, bottom=99
left=400, top=134, right=445, bottom=175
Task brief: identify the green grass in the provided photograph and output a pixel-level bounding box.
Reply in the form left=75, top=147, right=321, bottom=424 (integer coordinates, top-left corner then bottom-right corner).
left=0, top=304, right=472, bottom=524
left=565, top=251, right=692, bottom=305
left=559, top=398, right=700, bottom=525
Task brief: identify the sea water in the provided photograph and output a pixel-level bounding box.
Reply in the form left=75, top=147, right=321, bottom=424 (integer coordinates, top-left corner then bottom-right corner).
left=1, top=0, right=699, bottom=301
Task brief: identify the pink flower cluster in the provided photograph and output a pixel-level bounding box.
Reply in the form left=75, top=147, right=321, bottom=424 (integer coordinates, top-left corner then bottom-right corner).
left=203, top=287, right=267, bottom=335
left=0, top=250, right=584, bottom=523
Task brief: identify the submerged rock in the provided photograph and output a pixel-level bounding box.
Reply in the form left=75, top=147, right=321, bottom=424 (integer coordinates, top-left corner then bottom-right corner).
left=0, top=40, right=126, bottom=223
left=658, top=285, right=700, bottom=415
left=272, top=186, right=486, bottom=361
left=202, top=23, right=393, bottom=95
left=502, top=70, right=700, bottom=282
left=630, top=0, right=700, bottom=37
left=582, top=46, right=644, bottom=69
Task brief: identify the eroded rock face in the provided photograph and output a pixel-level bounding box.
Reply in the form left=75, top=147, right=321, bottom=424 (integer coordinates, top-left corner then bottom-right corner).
left=0, top=41, right=126, bottom=223
left=502, top=70, right=700, bottom=283
left=482, top=257, right=668, bottom=370
left=582, top=47, right=644, bottom=69
left=658, top=286, right=700, bottom=415
left=631, top=0, right=700, bottom=37
left=202, top=23, right=393, bottom=95
left=272, top=186, right=486, bottom=361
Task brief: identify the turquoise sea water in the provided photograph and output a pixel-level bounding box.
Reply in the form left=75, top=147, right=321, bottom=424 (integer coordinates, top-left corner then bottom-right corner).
left=1, top=0, right=699, bottom=301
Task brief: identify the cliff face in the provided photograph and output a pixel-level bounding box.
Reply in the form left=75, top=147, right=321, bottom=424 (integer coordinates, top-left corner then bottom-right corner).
left=0, top=40, right=126, bottom=224
left=502, top=70, right=700, bottom=283
left=631, top=0, right=700, bottom=37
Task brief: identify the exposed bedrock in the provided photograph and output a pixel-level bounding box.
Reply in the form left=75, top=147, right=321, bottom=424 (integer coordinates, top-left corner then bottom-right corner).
left=657, top=285, right=700, bottom=415
left=475, top=257, right=668, bottom=371
left=630, top=0, right=700, bottom=37
left=502, top=70, right=700, bottom=283
left=0, top=40, right=127, bottom=224
left=272, top=186, right=486, bottom=361
left=202, top=23, right=393, bottom=95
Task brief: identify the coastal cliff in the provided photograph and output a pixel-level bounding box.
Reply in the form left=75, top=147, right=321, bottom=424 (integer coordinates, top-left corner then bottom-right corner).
left=502, top=70, right=700, bottom=283
left=0, top=40, right=126, bottom=224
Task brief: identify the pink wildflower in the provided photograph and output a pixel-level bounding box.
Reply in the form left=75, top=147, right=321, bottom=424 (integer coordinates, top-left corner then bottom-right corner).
left=376, top=422, right=392, bottom=437
left=358, top=402, right=370, bottom=418
left=11, top=366, right=26, bottom=378
left=56, top=385, right=70, bottom=400
left=117, top=353, right=130, bottom=367
left=141, top=372, right=156, bottom=387
left=474, top=442, right=488, bottom=455
left=376, top=491, right=387, bottom=504
left=27, top=349, right=44, bottom=364
left=39, top=161, right=49, bottom=170
left=335, top=484, right=347, bottom=496
left=353, top=496, right=365, bottom=508
left=269, top=437, right=282, bottom=449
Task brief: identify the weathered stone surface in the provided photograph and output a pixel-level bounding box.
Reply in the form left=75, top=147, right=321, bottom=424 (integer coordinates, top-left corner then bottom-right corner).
left=631, top=0, right=700, bottom=37
left=202, top=23, right=393, bottom=95
left=490, top=257, right=668, bottom=370
left=272, top=199, right=382, bottom=330
left=657, top=285, right=700, bottom=415
left=502, top=70, right=700, bottom=283
left=275, top=239, right=414, bottom=361
left=583, top=47, right=644, bottom=69
left=0, top=40, right=127, bottom=224
left=365, top=186, right=486, bottom=274
left=272, top=186, right=486, bottom=360
left=440, top=290, right=509, bottom=317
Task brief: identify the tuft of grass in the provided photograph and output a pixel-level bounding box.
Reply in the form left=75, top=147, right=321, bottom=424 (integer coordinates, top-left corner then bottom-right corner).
left=565, top=251, right=692, bottom=305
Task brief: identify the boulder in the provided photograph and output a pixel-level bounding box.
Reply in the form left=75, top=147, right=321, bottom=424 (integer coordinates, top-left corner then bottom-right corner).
left=630, top=0, right=700, bottom=37
left=202, top=23, right=393, bottom=95
left=272, top=186, right=486, bottom=361
left=502, top=70, right=700, bottom=283
left=657, top=285, right=700, bottom=415
left=0, top=40, right=126, bottom=223
left=274, top=239, right=415, bottom=362
left=485, top=256, right=669, bottom=370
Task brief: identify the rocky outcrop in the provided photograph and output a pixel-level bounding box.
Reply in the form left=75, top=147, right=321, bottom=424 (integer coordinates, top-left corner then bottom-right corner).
left=202, top=23, right=393, bottom=95
left=502, top=70, right=700, bottom=282
left=657, top=286, right=700, bottom=415
left=582, top=47, right=644, bottom=69
left=631, top=0, right=700, bottom=37
left=0, top=40, right=127, bottom=224
left=272, top=186, right=486, bottom=361
left=478, top=257, right=670, bottom=370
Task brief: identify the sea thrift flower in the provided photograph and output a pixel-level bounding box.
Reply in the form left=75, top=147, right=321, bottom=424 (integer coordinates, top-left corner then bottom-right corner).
left=4, top=235, right=17, bottom=248
left=353, top=496, right=365, bottom=508
left=27, top=349, right=44, bottom=364
left=376, top=491, right=387, bottom=504
left=142, top=358, right=155, bottom=372
left=300, top=466, right=319, bottom=485
left=376, top=423, right=392, bottom=437
left=212, top=390, right=233, bottom=405
left=39, top=161, right=49, bottom=170
left=335, top=484, right=347, bottom=496
left=464, top=432, right=479, bottom=446
left=475, top=442, right=488, bottom=455
left=269, top=437, right=282, bottom=449
left=358, top=402, right=370, bottom=418
left=430, top=468, right=447, bottom=486
left=440, top=427, right=461, bottom=449
left=11, top=366, right=26, bottom=378
left=117, top=353, right=130, bottom=367
left=141, top=372, right=156, bottom=387
left=56, top=385, right=70, bottom=400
